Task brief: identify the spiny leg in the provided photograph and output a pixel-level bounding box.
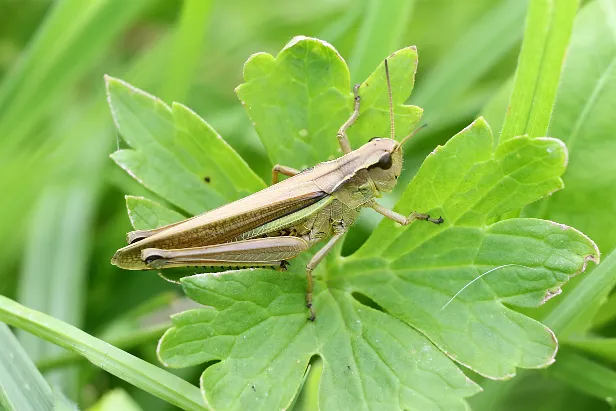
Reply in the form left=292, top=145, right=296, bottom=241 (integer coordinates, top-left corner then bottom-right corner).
left=305, top=229, right=346, bottom=321
left=141, top=236, right=309, bottom=269
left=369, top=201, right=444, bottom=225
left=336, top=84, right=361, bottom=154
left=271, top=164, right=300, bottom=184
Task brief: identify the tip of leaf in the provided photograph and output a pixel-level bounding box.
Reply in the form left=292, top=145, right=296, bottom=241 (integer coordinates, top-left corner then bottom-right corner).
left=547, top=220, right=601, bottom=266
left=473, top=116, right=489, bottom=129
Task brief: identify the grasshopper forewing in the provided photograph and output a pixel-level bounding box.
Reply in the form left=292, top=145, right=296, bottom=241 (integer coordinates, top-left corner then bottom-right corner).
left=112, top=59, right=443, bottom=321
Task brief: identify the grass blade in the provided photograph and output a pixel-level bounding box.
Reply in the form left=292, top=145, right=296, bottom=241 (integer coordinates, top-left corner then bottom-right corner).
left=349, top=0, right=415, bottom=84
left=0, top=296, right=207, bottom=411
left=161, top=0, right=214, bottom=103
left=0, top=324, right=54, bottom=411
left=500, top=0, right=580, bottom=140
left=566, top=336, right=616, bottom=363
left=547, top=349, right=616, bottom=405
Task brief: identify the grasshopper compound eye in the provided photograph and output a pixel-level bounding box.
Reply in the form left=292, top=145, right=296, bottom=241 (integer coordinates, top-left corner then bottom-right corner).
left=376, top=152, right=392, bottom=170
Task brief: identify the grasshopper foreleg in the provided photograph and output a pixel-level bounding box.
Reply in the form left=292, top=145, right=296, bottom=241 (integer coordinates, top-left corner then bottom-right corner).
left=271, top=165, right=300, bottom=184
left=336, top=84, right=361, bottom=154
left=369, top=202, right=444, bottom=225
left=304, top=228, right=346, bottom=321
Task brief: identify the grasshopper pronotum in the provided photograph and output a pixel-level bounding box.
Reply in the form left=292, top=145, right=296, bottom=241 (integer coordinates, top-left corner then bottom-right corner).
left=112, top=59, right=443, bottom=321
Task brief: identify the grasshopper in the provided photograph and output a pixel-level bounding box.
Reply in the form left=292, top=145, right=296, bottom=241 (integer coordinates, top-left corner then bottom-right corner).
left=112, top=59, right=443, bottom=321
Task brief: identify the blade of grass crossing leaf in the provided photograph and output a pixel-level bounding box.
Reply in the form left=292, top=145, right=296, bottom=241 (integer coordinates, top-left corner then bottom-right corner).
left=349, top=0, right=415, bottom=84
left=161, top=0, right=213, bottom=103
left=500, top=0, right=580, bottom=141
left=0, top=324, right=54, bottom=411
left=0, top=296, right=207, bottom=411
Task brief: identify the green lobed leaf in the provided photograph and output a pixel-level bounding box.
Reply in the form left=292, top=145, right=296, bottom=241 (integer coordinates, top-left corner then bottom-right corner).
left=125, top=196, right=185, bottom=231
left=106, top=76, right=265, bottom=215
left=106, top=38, right=600, bottom=409
left=235, top=36, right=421, bottom=169
left=158, top=272, right=480, bottom=411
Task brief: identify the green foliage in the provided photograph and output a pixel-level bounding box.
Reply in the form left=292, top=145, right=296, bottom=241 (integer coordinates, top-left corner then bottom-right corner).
left=104, top=37, right=597, bottom=409
left=107, top=77, right=264, bottom=215
left=500, top=0, right=579, bottom=141
left=526, top=0, right=616, bottom=254
left=0, top=296, right=205, bottom=410
left=88, top=389, right=144, bottom=411
left=3, top=1, right=616, bottom=410
left=235, top=37, right=421, bottom=168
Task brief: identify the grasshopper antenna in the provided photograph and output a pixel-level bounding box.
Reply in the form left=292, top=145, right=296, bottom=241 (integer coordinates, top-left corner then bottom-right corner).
left=440, top=264, right=539, bottom=311
left=384, top=59, right=395, bottom=141
left=396, top=123, right=428, bottom=150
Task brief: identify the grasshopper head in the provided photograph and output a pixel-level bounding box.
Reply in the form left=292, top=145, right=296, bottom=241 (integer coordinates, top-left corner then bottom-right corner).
left=362, top=137, right=403, bottom=193
left=363, top=124, right=424, bottom=193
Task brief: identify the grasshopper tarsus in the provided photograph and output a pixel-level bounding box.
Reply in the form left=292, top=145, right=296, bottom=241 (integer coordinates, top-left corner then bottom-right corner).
left=308, top=305, right=316, bottom=322
left=418, top=213, right=445, bottom=225
left=431, top=216, right=444, bottom=225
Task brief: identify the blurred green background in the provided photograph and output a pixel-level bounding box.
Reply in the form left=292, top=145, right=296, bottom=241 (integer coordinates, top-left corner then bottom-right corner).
left=1, top=0, right=615, bottom=410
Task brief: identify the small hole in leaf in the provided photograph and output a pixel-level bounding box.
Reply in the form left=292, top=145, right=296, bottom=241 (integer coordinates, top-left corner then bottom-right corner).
left=351, top=292, right=385, bottom=312
left=204, top=176, right=211, bottom=183
left=202, top=359, right=220, bottom=370
left=294, top=355, right=322, bottom=405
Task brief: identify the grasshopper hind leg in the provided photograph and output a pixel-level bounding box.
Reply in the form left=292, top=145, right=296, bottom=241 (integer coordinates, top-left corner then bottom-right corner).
left=141, top=236, right=309, bottom=270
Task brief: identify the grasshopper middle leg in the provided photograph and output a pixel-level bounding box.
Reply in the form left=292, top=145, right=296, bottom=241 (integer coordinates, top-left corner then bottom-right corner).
left=369, top=201, right=444, bottom=225
left=304, top=228, right=346, bottom=321
left=271, top=165, right=300, bottom=184
left=337, top=83, right=361, bottom=154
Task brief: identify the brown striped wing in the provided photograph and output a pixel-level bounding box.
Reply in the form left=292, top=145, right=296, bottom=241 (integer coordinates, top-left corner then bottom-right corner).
left=112, top=176, right=328, bottom=269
